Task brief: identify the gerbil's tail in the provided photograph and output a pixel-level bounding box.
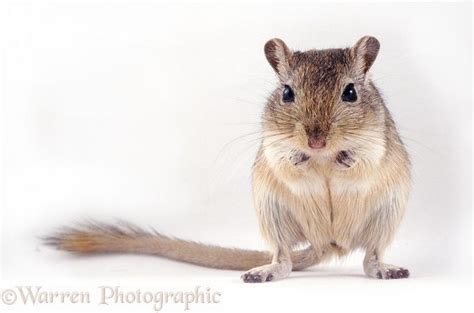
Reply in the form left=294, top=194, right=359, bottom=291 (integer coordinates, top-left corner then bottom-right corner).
left=43, top=221, right=318, bottom=271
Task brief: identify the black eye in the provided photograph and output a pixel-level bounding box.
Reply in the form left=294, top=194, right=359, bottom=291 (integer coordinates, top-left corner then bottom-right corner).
left=282, top=85, right=295, bottom=103
left=341, top=83, right=357, bottom=102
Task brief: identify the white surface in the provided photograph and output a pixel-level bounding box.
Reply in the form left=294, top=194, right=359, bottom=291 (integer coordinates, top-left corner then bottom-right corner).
left=1, top=1, right=472, bottom=312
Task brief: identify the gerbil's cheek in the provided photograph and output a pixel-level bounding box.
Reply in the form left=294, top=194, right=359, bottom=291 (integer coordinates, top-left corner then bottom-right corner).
left=335, top=150, right=356, bottom=169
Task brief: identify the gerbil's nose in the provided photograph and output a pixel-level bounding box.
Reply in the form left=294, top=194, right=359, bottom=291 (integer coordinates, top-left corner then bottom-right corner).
left=308, top=128, right=326, bottom=149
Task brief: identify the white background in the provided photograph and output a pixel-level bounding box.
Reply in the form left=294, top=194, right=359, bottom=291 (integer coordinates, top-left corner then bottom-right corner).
left=1, top=1, right=472, bottom=312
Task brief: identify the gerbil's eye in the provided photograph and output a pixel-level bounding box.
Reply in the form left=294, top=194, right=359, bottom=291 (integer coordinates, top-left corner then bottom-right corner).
left=282, top=85, right=295, bottom=103
left=341, top=83, right=357, bottom=102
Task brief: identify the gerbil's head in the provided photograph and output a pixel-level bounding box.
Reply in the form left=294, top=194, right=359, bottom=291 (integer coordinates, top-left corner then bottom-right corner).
left=262, top=36, right=387, bottom=167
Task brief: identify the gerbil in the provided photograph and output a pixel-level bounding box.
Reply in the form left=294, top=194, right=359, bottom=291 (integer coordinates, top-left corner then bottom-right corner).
left=45, top=36, right=411, bottom=282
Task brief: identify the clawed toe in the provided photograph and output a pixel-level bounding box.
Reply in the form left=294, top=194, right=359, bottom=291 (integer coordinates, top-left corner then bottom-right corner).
left=395, top=268, right=410, bottom=278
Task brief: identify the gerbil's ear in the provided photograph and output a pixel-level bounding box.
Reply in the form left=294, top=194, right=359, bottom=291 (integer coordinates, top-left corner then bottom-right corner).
left=351, top=36, right=380, bottom=75
left=264, top=38, right=292, bottom=81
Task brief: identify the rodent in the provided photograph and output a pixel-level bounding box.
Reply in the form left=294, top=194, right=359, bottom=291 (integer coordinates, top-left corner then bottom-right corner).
left=45, top=36, right=411, bottom=282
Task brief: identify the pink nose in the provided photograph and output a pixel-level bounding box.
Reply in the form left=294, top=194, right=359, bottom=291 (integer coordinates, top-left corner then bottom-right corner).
left=308, top=137, right=326, bottom=149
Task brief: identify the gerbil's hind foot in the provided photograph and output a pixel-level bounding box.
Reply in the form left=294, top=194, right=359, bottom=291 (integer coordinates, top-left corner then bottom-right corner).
left=241, top=263, right=291, bottom=283
left=365, top=262, right=410, bottom=280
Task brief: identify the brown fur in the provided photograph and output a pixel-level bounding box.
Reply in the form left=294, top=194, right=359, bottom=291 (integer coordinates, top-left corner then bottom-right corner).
left=45, top=37, right=411, bottom=282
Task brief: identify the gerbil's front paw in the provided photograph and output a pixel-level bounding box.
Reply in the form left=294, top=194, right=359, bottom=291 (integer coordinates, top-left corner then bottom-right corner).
left=335, top=150, right=356, bottom=169
left=289, top=151, right=310, bottom=167
left=366, top=262, right=410, bottom=280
